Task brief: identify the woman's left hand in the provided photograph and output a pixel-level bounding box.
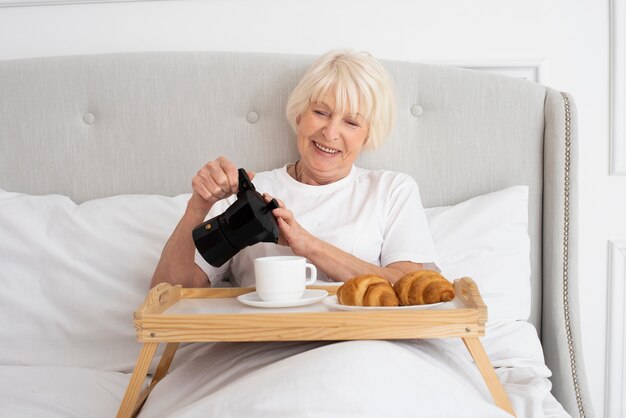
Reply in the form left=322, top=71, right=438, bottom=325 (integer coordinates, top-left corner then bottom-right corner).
left=263, top=194, right=316, bottom=257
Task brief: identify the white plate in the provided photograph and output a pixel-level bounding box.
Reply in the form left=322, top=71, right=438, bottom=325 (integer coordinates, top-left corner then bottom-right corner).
left=323, top=295, right=444, bottom=311
left=237, top=289, right=329, bottom=308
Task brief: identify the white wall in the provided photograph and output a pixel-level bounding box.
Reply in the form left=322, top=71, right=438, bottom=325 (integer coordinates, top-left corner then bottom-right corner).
left=0, top=1, right=620, bottom=416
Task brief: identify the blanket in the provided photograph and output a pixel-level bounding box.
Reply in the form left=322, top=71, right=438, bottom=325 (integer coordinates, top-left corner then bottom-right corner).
left=138, top=321, right=569, bottom=418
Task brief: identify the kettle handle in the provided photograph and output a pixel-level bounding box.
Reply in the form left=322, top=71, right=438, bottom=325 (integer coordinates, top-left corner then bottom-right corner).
left=236, top=167, right=280, bottom=213
left=237, top=168, right=255, bottom=195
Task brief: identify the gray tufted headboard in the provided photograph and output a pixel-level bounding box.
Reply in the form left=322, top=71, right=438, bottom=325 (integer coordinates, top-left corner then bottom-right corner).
left=0, top=51, right=593, bottom=417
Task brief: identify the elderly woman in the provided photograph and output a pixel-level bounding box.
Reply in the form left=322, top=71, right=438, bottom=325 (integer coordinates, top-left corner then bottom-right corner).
left=140, top=51, right=547, bottom=418
left=151, top=49, right=437, bottom=289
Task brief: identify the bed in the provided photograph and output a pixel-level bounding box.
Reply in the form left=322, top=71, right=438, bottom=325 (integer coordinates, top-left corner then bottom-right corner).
left=0, top=51, right=594, bottom=417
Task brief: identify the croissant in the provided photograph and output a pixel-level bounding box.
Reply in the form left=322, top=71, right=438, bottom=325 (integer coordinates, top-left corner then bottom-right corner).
left=394, top=270, right=455, bottom=306
left=337, top=275, right=399, bottom=307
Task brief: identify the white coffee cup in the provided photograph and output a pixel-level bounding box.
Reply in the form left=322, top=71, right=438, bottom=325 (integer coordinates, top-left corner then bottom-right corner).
left=254, top=256, right=317, bottom=301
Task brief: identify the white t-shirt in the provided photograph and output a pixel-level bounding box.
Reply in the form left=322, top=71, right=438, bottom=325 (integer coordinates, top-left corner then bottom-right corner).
left=195, top=165, right=438, bottom=287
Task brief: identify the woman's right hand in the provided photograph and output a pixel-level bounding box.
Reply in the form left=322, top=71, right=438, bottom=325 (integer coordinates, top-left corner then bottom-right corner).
left=188, top=156, right=254, bottom=213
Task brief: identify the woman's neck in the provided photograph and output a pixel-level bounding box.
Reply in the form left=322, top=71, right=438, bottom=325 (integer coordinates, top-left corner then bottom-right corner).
left=289, top=160, right=350, bottom=185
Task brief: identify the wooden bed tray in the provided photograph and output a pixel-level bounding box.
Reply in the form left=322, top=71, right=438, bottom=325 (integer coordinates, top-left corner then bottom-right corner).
left=116, top=277, right=515, bottom=417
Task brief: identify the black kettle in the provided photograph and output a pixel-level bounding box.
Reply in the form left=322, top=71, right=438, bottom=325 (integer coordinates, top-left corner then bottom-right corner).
left=193, top=168, right=280, bottom=267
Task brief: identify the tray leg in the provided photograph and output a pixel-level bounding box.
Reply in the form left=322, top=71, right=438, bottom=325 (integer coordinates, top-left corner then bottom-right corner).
left=151, top=342, right=179, bottom=385
left=129, top=342, right=180, bottom=417
left=116, top=342, right=159, bottom=418
left=462, top=337, right=515, bottom=417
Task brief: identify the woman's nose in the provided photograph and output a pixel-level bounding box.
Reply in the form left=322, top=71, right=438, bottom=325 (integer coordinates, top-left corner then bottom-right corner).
left=322, top=119, right=341, bottom=140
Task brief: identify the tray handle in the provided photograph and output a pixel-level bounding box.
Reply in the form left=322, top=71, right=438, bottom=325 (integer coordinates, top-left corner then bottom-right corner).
left=454, top=277, right=488, bottom=324
left=135, top=283, right=182, bottom=319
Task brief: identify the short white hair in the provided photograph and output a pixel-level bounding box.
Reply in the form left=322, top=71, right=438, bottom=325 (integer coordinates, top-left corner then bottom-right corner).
left=286, top=49, right=396, bottom=150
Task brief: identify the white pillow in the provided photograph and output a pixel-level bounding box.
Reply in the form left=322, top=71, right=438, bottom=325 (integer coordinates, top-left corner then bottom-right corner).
left=425, top=186, right=531, bottom=322
left=0, top=191, right=190, bottom=372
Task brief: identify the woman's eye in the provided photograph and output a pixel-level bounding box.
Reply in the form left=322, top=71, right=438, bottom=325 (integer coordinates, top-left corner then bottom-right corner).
left=314, top=110, right=328, bottom=117
left=346, top=120, right=359, bottom=127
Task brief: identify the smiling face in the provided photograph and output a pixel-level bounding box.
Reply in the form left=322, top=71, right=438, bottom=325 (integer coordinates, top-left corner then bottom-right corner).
left=295, top=94, right=370, bottom=185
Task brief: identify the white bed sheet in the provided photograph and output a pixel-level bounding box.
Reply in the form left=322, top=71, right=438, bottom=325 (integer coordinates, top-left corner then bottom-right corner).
left=0, top=365, right=130, bottom=418
left=139, top=321, right=570, bottom=418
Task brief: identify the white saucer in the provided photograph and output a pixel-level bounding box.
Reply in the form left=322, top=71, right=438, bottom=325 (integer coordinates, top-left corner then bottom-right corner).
left=323, top=295, right=444, bottom=311
left=237, top=289, right=329, bottom=308
left=312, top=280, right=343, bottom=286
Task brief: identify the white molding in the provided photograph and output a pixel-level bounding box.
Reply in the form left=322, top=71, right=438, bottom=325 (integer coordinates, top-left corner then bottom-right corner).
left=611, top=0, right=626, bottom=175
left=466, top=66, right=539, bottom=83
left=606, top=240, right=626, bottom=418
left=0, top=0, right=160, bottom=7
left=423, top=59, right=543, bottom=83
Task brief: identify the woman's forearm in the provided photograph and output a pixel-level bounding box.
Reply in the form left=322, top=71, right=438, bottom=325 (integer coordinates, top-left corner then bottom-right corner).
left=305, top=237, right=422, bottom=284
left=150, top=203, right=211, bottom=288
